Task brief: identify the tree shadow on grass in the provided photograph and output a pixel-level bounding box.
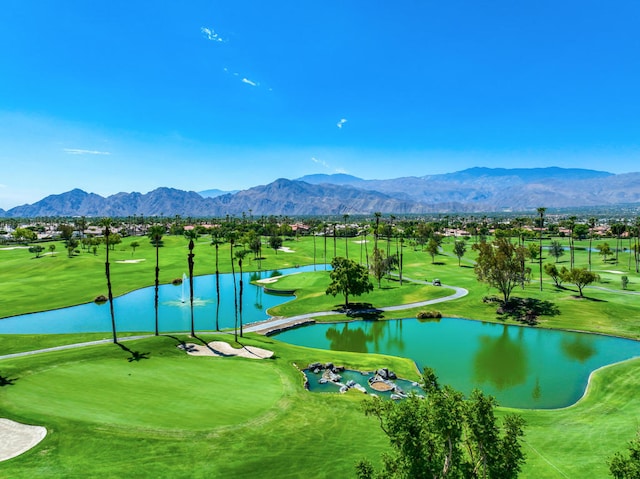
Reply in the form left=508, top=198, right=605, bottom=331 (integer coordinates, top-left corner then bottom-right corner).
left=0, top=374, right=17, bottom=386
left=495, top=297, right=561, bottom=325
left=341, top=302, right=384, bottom=320
left=191, top=334, right=232, bottom=357
left=117, top=342, right=150, bottom=362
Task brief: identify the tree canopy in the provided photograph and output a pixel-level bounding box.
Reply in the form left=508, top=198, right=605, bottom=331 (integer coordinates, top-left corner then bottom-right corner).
left=609, top=431, right=640, bottom=478
left=473, top=238, right=527, bottom=304
left=325, top=256, right=373, bottom=309
left=356, top=368, right=526, bottom=479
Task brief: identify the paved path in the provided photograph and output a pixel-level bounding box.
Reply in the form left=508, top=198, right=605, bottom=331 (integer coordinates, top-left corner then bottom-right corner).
left=246, top=280, right=468, bottom=334
left=0, top=279, right=468, bottom=360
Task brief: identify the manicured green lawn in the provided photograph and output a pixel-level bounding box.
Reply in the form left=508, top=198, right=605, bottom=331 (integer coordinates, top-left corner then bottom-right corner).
left=265, top=271, right=451, bottom=318
left=2, top=333, right=640, bottom=478
left=2, top=233, right=640, bottom=477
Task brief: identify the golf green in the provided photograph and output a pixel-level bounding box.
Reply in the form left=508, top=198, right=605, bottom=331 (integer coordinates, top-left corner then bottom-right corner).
left=1, top=343, right=285, bottom=431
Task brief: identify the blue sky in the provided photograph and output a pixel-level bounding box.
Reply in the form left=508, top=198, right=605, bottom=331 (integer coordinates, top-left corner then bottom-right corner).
left=1, top=1, right=639, bottom=209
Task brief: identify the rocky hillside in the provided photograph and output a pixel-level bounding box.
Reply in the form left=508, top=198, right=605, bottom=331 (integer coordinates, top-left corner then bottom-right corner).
left=3, top=167, right=640, bottom=217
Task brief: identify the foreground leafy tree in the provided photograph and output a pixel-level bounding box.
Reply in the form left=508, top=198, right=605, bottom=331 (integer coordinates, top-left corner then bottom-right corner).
left=356, top=368, right=526, bottom=479
left=609, top=431, right=640, bottom=478
left=326, top=257, right=373, bottom=309
left=473, top=238, right=527, bottom=305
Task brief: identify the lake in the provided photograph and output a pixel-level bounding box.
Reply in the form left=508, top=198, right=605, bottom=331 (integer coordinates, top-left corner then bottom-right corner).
left=273, top=317, right=640, bottom=409
left=0, top=266, right=320, bottom=334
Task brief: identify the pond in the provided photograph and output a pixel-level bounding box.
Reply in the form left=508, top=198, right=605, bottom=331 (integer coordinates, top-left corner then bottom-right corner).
left=273, top=317, right=640, bottom=409
left=0, top=266, right=321, bottom=334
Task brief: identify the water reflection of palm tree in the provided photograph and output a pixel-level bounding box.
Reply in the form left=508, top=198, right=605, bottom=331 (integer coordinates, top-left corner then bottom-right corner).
left=531, top=377, right=542, bottom=401
left=325, top=323, right=373, bottom=353
left=474, top=325, right=528, bottom=390
left=363, top=320, right=387, bottom=351
left=386, top=319, right=405, bottom=352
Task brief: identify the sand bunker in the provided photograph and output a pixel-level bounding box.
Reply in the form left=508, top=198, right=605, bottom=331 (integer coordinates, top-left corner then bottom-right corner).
left=277, top=246, right=295, bottom=253
left=115, top=259, right=146, bottom=264
left=0, top=419, right=46, bottom=462
left=179, top=341, right=274, bottom=359
left=256, top=277, right=279, bottom=284
left=369, top=381, right=395, bottom=392
left=0, top=246, right=30, bottom=251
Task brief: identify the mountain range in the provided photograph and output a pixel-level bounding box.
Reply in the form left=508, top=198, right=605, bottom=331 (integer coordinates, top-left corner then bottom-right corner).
left=3, top=167, right=640, bottom=218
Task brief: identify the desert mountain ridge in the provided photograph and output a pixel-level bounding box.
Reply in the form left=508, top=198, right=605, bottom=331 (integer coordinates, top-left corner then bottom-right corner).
left=3, top=167, right=640, bottom=217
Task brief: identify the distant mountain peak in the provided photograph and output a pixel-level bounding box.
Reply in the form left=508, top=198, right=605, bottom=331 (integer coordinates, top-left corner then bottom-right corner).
left=2, top=167, right=639, bottom=217
left=295, top=173, right=363, bottom=185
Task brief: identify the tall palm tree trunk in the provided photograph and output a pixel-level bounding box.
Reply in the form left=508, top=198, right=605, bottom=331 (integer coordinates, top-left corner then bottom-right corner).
left=102, top=221, right=117, bottom=344
left=215, top=242, right=220, bottom=331
left=154, top=243, right=159, bottom=336
left=238, top=257, right=244, bottom=338
left=230, top=241, right=238, bottom=342
left=187, top=239, right=195, bottom=337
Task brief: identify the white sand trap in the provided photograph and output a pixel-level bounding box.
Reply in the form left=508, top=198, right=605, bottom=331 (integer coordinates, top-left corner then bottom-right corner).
left=179, top=341, right=273, bottom=359
left=353, top=240, right=369, bottom=244
left=0, top=419, right=47, bottom=462
left=599, top=270, right=625, bottom=274
left=277, top=246, right=295, bottom=253
left=0, top=246, right=30, bottom=251
left=115, top=259, right=146, bottom=264
left=256, top=277, right=279, bottom=284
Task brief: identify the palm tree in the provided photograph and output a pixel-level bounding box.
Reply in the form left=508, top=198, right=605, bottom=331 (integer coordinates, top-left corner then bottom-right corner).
left=100, top=217, right=117, bottom=344
left=374, top=212, right=381, bottom=253
left=226, top=231, right=238, bottom=342
left=184, top=229, right=199, bottom=337
left=537, top=207, right=546, bottom=291
left=343, top=214, right=350, bottom=259
left=567, top=216, right=577, bottom=269
left=235, top=249, right=250, bottom=338
left=148, top=225, right=164, bottom=336
left=210, top=230, right=223, bottom=330
left=588, top=217, right=596, bottom=271
left=322, top=222, right=327, bottom=270
left=311, top=224, right=317, bottom=271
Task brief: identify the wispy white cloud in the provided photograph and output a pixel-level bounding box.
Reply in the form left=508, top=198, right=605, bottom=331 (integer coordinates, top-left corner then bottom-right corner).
left=201, top=27, right=224, bottom=42
left=242, top=78, right=258, bottom=87
left=336, top=118, right=348, bottom=129
left=63, top=148, right=111, bottom=155
left=311, top=157, right=346, bottom=174
left=311, top=157, right=330, bottom=169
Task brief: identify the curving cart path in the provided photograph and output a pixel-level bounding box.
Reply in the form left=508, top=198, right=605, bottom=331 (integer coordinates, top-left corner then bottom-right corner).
left=245, top=280, right=467, bottom=334
left=0, top=280, right=467, bottom=361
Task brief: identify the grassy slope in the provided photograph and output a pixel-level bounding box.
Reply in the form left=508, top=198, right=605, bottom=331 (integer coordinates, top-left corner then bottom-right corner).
left=2, top=234, right=640, bottom=477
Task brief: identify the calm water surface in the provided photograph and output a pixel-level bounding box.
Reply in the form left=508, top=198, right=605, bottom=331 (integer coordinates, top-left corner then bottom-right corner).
left=0, top=266, right=321, bottom=334
left=274, top=317, right=640, bottom=409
